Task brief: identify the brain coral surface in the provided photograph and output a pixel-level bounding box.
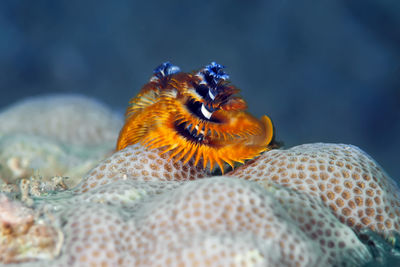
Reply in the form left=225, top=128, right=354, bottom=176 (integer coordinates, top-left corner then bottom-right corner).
left=1, top=95, right=400, bottom=266
left=229, top=143, right=400, bottom=239
left=7, top=142, right=400, bottom=266
left=4, top=177, right=373, bottom=267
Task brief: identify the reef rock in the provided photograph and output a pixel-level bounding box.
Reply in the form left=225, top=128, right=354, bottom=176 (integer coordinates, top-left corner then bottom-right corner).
left=0, top=193, right=63, bottom=263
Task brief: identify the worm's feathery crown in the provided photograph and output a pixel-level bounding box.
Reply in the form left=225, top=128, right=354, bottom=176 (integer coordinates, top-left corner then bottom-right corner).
left=117, top=62, right=275, bottom=172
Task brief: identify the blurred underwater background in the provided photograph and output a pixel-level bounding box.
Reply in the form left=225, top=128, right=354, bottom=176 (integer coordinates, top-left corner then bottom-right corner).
left=0, top=0, right=399, bottom=181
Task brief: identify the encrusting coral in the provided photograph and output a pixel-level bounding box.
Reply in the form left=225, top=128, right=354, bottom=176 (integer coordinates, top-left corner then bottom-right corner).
left=229, top=143, right=400, bottom=240
left=0, top=134, right=109, bottom=189
left=0, top=95, right=123, bottom=190
left=0, top=63, right=399, bottom=266
left=0, top=94, right=122, bottom=146
left=132, top=177, right=371, bottom=266
left=73, top=143, right=209, bottom=195
left=9, top=177, right=372, bottom=266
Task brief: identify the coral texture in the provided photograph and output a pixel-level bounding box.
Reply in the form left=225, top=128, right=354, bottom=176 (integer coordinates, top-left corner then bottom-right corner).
left=229, top=143, right=400, bottom=239
left=0, top=95, right=122, bottom=189
left=0, top=134, right=109, bottom=188
left=11, top=178, right=372, bottom=267
left=0, top=94, right=399, bottom=266
left=73, top=143, right=209, bottom=194
left=11, top=143, right=393, bottom=266
left=0, top=95, right=122, bottom=146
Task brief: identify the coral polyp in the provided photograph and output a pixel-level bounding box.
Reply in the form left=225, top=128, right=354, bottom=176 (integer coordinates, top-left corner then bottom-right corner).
left=116, top=62, right=275, bottom=172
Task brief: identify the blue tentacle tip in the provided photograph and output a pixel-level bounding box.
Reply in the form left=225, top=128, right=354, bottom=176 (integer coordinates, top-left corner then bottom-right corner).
left=153, top=62, right=181, bottom=79
left=200, top=62, right=230, bottom=88
left=205, top=62, right=230, bottom=81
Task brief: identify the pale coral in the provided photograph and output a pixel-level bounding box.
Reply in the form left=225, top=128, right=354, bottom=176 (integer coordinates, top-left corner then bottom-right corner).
left=1, top=95, right=399, bottom=266
left=0, top=94, right=123, bottom=189
left=229, top=143, right=400, bottom=239
left=132, top=177, right=371, bottom=266
left=0, top=94, right=122, bottom=146
left=0, top=134, right=112, bottom=188
left=263, top=181, right=372, bottom=266
left=73, top=143, right=209, bottom=194
left=17, top=177, right=371, bottom=267
left=2, top=139, right=396, bottom=266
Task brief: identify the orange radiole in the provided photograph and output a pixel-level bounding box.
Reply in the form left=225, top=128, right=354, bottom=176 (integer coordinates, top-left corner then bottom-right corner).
left=116, top=62, right=275, bottom=172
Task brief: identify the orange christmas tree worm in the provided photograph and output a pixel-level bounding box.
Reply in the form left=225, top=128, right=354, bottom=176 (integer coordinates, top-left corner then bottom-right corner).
left=117, top=62, right=276, bottom=172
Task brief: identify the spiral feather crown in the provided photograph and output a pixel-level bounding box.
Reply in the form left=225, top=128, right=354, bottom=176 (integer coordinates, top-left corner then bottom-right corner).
left=116, top=62, right=275, bottom=172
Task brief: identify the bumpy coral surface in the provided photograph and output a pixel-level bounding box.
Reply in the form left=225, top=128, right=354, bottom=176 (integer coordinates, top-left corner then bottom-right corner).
left=132, top=177, right=324, bottom=267
left=0, top=95, right=122, bottom=146
left=1, top=93, right=399, bottom=266
left=229, top=143, right=400, bottom=239
left=264, top=181, right=371, bottom=266
left=13, top=142, right=396, bottom=266
left=11, top=177, right=373, bottom=267
left=73, top=143, right=209, bottom=194
left=0, top=95, right=122, bottom=189
left=0, top=134, right=110, bottom=188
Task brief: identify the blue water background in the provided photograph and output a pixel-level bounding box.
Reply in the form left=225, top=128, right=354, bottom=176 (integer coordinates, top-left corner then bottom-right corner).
left=0, top=0, right=399, bottom=182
